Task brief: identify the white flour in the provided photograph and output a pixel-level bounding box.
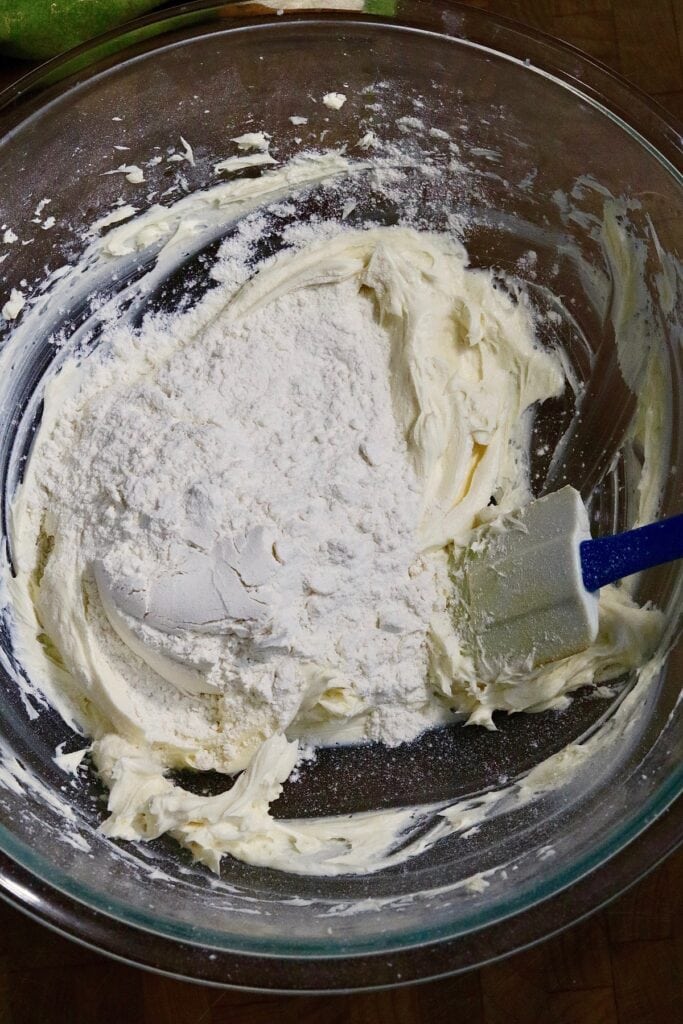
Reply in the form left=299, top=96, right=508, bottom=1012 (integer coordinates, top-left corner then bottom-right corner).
left=89, top=269, right=448, bottom=755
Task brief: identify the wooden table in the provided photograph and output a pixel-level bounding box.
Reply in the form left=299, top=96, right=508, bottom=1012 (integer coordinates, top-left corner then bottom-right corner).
left=0, top=847, right=681, bottom=1022
left=0, top=2, right=681, bottom=1021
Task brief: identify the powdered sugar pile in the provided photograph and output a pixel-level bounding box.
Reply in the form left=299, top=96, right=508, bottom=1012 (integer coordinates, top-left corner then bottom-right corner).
left=90, top=266, right=447, bottom=746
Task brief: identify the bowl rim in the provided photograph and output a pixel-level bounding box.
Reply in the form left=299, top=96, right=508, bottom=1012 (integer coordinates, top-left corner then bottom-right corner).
left=0, top=798, right=678, bottom=992
left=0, top=0, right=681, bottom=990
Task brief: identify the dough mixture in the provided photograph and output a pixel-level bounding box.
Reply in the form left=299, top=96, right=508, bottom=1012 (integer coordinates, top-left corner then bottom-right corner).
left=7, top=168, right=663, bottom=875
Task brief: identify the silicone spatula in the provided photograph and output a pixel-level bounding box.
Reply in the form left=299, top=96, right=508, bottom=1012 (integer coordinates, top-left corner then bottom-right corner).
left=458, top=486, right=682, bottom=669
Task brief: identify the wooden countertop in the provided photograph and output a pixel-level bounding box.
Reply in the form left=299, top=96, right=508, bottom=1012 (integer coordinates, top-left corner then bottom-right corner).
left=0, top=2, right=681, bottom=1021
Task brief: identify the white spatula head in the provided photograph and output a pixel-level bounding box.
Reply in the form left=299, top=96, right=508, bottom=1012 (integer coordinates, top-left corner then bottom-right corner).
left=455, top=486, right=599, bottom=670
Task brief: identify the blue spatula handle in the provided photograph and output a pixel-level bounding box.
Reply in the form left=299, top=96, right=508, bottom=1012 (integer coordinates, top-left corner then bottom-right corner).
left=580, top=513, right=683, bottom=592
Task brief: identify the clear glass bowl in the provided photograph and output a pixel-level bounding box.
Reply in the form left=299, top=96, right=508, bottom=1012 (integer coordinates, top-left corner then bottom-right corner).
left=0, top=0, right=680, bottom=990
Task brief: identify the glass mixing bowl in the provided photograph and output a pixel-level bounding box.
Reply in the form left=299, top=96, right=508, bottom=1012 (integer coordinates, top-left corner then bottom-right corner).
left=0, top=0, right=680, bottom=990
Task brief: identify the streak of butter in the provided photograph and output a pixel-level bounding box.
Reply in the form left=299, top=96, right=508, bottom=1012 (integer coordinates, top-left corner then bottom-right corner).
left=429, top=585, right=663, bottom=728
left=600, top=202, right=653, bottom=393
left=214, top=153, right=276, bottom=174
left=1, top=287, right=24, bottom=320
left=94, top=731, right=439, bottom=875
left=630, top=350, right=671, bottom=533
left=105, top=164, right=145, bottom=185
left=231, top=132, right=271, bottom=152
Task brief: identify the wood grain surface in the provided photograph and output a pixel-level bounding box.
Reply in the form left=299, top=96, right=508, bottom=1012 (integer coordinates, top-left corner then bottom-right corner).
left=0, top=1, right=681, bottom=1021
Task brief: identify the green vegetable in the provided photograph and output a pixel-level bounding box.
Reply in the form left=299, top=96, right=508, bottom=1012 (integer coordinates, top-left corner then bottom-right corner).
left=0, top=0, right=162, bottom=60
left=0, top=1, right=399, bottom=63
left=364, top=0, right=397, bottom=13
